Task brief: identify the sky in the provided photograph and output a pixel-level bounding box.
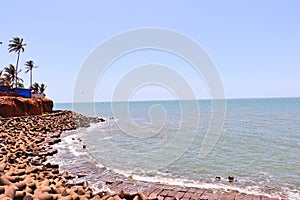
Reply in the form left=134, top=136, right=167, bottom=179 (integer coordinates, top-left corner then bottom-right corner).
left=0, top=0, right=299, bottom=102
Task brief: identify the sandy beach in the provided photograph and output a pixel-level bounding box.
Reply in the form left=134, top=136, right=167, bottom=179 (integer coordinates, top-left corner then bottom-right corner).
left=0, top=110, right=286, bottom=200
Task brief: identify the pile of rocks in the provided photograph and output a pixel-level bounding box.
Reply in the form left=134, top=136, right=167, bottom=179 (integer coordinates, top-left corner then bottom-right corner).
left=0, top=110, right=153, bottom=200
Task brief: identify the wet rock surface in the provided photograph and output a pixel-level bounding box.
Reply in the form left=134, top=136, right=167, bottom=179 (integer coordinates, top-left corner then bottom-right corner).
left=0, top=110, right=283, bottom=200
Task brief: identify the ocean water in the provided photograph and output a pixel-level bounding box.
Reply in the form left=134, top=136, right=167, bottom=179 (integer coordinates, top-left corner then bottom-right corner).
left=53, top=98, right=300, bottom=199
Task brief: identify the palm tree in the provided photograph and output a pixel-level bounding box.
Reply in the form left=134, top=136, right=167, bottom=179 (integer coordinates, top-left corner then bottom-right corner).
left=0, top=70, right=11, bottom=86
left=8, top=37, right=26, bottom=88
left=32, top=82, right=40, bottom=91
left=39, top=83, right=46, bottom=94
left=25, top=60, right=38, bottom=88
left=0, top=70, right=4, bottom=84
left=3, top=64, right=23, bottom=88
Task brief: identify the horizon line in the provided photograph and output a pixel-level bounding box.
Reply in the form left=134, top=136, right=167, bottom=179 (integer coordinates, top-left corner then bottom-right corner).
left=55, top=96, right=300, bottom=104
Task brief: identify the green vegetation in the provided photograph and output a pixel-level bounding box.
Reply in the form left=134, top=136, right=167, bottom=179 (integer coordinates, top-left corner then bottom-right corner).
left=3, top=64, right=23, bottom=88
left=0, top=37, right=47, bottom=95
left=25, top=60, right=38, bottom=89
left=32, top=82, right=47, bottom=94
left=8, top=37, right=26, bottom=88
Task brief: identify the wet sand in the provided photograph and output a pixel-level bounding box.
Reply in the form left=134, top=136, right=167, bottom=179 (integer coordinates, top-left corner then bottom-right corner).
left=0, top=111, right=284, bottom=199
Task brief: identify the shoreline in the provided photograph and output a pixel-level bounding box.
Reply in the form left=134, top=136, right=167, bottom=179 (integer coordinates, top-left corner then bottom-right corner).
left=0, top=111, right=286, bottom=199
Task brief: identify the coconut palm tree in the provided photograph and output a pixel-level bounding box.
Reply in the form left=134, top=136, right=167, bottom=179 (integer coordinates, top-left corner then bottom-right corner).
left=3, top=64, right=23, bottom=88
left=39, top=83, right=46, bottom=94
left=0, top=70, right=4, bottom=84
left=32, top=82, right=40, bottom=91
left=8, top=37, right=26, bottom=88
left=25, top=60, right=38, bottom=89
left=0, top=70, right=11, bottom=86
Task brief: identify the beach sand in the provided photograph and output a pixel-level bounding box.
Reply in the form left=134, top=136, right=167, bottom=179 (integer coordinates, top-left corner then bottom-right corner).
left=0, top=111, right=284, bottom=199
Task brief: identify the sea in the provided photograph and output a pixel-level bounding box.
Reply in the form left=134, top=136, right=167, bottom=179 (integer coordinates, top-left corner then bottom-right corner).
left=51, top=98, right=300, bottom=199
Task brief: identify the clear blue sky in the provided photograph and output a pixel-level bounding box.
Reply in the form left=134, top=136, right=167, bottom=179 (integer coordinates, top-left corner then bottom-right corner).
left=1, top=1, right=299, bottom=102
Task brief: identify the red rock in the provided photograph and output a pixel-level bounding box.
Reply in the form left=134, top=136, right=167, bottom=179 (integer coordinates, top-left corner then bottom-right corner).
left=182, top=192, right=194, bottom=199
left=0, top=163, right=6, bottom=172
left=0, top=176, right=13, bottom=186
left=174, top=191, right=185, bottom=199
left=158, top=189, right=170, bottom=197
left=149, top=188, right=163, bottom=198
left=110, top=180, right=123, bottom=187
left=15, top=191, right=26, bottom=199
left=190, top=192, right=204, bottom=200
left=0, top=97, right=53, bottom=117
left=4, top=186, right=16, bottom=199
left=90, top=195, right=101, bottom=200
left=23, top=195, right=34, bottom=200
left=164, top=197, right=176, bottom=200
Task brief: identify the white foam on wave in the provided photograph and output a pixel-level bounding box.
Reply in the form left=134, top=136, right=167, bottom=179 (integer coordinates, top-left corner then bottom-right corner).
left=110, top=169, right=288, bottom=199
left=86, top=122, right=107, bottom=132
left=63, top=134, right=87, bottom=157
left=97, top=136, right=113, bottom=141
left=283, top=189, right=300, bottom=200
left=86, top=119, right=118, bottom=133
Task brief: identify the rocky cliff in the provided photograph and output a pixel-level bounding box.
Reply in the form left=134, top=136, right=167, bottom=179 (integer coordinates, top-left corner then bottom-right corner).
left=0, top=97, right=53, bottom=118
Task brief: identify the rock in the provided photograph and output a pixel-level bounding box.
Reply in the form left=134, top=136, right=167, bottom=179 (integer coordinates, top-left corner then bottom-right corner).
left=0, top=176, right=13, bottom=186
left=4, top=185, right=16, bottom=199
left=15, top=190, right=26, bottom=199
left=91, top=195, right=101, bottom=200
left=0, top=97, right=53, bottom=117
left=113, top=195, right=123, bottom=200
left=228, top=176, right=234, bottom=182
left=61, top=189, right=69, bottom=196
left=98, top=117, right=105, bottom=122
left=0, top=163, right=7, bottom=172
left=133, top=195, right=141, bottom=200
left=77, top=187, right=86, bottom=195
left=23, top=195, right=34, bottom=200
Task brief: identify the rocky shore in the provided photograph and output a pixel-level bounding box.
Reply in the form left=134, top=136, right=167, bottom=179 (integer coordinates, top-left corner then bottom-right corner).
left=0, top=111, right=283, bottom=200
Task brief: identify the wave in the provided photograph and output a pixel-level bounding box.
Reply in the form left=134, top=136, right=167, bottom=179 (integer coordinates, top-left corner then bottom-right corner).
left=110, top=168, right=285, bottom=199
left=51, top=126, right=299, bottom=200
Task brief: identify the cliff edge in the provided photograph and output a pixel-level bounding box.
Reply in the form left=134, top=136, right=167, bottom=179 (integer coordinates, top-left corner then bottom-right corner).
left=0, top=96, right=53, bottom=118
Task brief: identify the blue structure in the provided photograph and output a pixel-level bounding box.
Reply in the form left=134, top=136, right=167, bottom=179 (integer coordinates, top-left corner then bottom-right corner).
left=0, top=85, right=10, bottom=92
left=13, top=88, right=31, bottom=98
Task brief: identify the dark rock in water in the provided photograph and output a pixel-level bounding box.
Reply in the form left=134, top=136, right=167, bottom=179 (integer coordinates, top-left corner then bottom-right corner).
left=215, top=176, right=221, bottom=181
left=228, top=176, right=234, bottom=182
left=98, top=117, right=105, bottom=122
left=77, top=173, right=86, bottom=178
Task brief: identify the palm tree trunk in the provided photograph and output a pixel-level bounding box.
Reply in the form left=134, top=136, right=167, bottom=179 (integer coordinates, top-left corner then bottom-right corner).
left=30, top=69, right=32, bottom=89
left=15, top=52, right=20, bottom=88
